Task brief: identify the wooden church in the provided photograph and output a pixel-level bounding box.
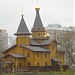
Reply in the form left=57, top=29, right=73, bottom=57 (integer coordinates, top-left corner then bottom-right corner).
left=3, top=5, right=65, bottom=71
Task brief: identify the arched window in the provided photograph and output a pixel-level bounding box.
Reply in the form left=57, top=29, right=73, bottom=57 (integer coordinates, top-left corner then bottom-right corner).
left=19, top=63, right=22, bottom=68
left=49, top=53, right=50, bottom=57
left=28, top=62, right=30, bottom=67
left=52, top=45, right=55, bottom=49
left=38, top=33, right=40, bottom=36
left=28, top=53, right=30, bottom=57
left=45, top=62, right=47, bottom=66
left=45, top=53, right=47, bottom=57
left=37, top=62, right=39, bottom=66
left=37, top=53, right=39, bottom=57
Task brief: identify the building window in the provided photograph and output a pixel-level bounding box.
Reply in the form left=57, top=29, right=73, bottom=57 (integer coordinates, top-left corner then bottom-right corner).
left=52, top=45, right=55, bottom=49
left=45, top=53, right=47, bottom=57
left=19, top=63, right=22, bottom=68
left=49, top=53, right=50, bottom=57
left=45, top=62, right=47, bottom=66
left=28, top=62, right=30, bottom=67
left=37, top=62, right=39, bottom=66
left=38, top=33, right=40, bottom=36
left=37, top=53, right=39, bottom=57
left=28, top=53, right=30, bottom=57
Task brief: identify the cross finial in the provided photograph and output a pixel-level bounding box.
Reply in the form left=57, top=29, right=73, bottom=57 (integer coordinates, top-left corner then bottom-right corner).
left=21, top=8, right=24, bottom=16
left=35, top=0, right=40, bottom=11
left=37, top=0, right=38, bottom=4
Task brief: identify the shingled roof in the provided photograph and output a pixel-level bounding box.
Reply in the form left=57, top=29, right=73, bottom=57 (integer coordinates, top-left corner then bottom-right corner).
left=30, top=39, right=59, bottom=46
left=30, top=39, right=40, bottom=46
left=6, top=60, right=14, bottom=64
left=21, top=44, right=50, bottom=52
left=3, top=53, right=25, bottom=58
left=14, top=15, right=31, bottom=35
left=2, top=44, right=17, bottom=53
left=32, top=6, right=45, bottom=32
left=10, top=54, right=25, bottom=58
left=51, top=58, right=60, bottom=62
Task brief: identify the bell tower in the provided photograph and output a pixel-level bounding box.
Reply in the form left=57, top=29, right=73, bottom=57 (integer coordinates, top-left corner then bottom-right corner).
left=14, top=14, right=31, bottom=45
left=32, top=4, right=46, bottom=43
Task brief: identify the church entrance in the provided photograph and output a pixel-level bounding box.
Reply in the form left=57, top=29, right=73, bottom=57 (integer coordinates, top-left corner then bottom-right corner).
left=8, top=63, right=13, bottom=70
left=51, top=58, right=61, bottom=71
left=51, top=58, right=60, bottom=66
left=7, top=60, right=14, bottom=71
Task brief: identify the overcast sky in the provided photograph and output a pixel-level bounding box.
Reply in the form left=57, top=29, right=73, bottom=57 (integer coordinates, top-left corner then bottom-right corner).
left=0, top=0, right=74, bottom=36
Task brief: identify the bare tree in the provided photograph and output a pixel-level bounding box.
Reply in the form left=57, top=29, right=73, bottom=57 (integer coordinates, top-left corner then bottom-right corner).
left=61, top=31, right=75, bottom=65
left=8, top=36, right=16, bottom=48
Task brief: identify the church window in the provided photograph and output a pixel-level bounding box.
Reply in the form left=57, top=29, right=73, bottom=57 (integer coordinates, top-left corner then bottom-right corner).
left=38, top=33, right=40, bottom=36
left=37, top=53, right=39, bottom=57
left=28, top=62, right=30, bottom=67
left=49, top=53, right=50, bottom=57
left=45, top=53, right=47, bottom=57
left=19, top=63, right=22, bottom=68
left=52, top=45, right=55, bottom=49
left=45, top=62, right=47, bottom=66
left=28, top=53, right=30, bottom=57
left=37, top=62, right=39, bottom=66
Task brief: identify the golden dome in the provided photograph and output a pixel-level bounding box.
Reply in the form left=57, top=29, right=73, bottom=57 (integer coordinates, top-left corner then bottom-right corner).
left=35, top=4, right=40, bottom=10
left=47, top=33, right=50, bottom=38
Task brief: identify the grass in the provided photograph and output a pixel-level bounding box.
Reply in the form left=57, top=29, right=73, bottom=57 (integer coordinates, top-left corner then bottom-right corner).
left=0, top=70, right=75, bottom=75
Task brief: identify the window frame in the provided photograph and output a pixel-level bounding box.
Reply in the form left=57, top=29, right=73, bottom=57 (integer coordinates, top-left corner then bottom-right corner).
left=28, top=62, right=30, bottom=67
left=52, top=45, right=55, bottom=49
left=37, top=52, right=39, bottom=57
left=19, top=63, right=22, bottom=68
left=45, top=52, right=47, bottom=57
left=28, top=53, right=30, bottom=57
left=37, top=62, right=39, bottom=66
left=45, top=62, right=47, bottom=66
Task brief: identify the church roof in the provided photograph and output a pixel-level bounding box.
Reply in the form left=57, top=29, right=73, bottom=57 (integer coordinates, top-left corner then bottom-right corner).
left=30, top=39, right=59, bottom=46
left=2, top=44, right=17, bottom=53
left=10, top=54, right=25, bottom=58
left=51, top=58, right=61, bottom=62
left=30, top=39, right=40, bottom=46
left=41, top=39, right=59, bottom=45
left=32, top=6, right=45, bottom=32
left=14, top=15, right=31, bottom=35
left=3, top=39, right=59, bottom=53
left=21, top=44, right=50, bottom=52
left=41, top=39, right=53, bottom=45
left=3, top=53, right=25, bottom=58
left=6, top=60, right=14, bottom=64
left=32, top=37, right=47, bottom=40
left=57, top=48, right=65, bottom=53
